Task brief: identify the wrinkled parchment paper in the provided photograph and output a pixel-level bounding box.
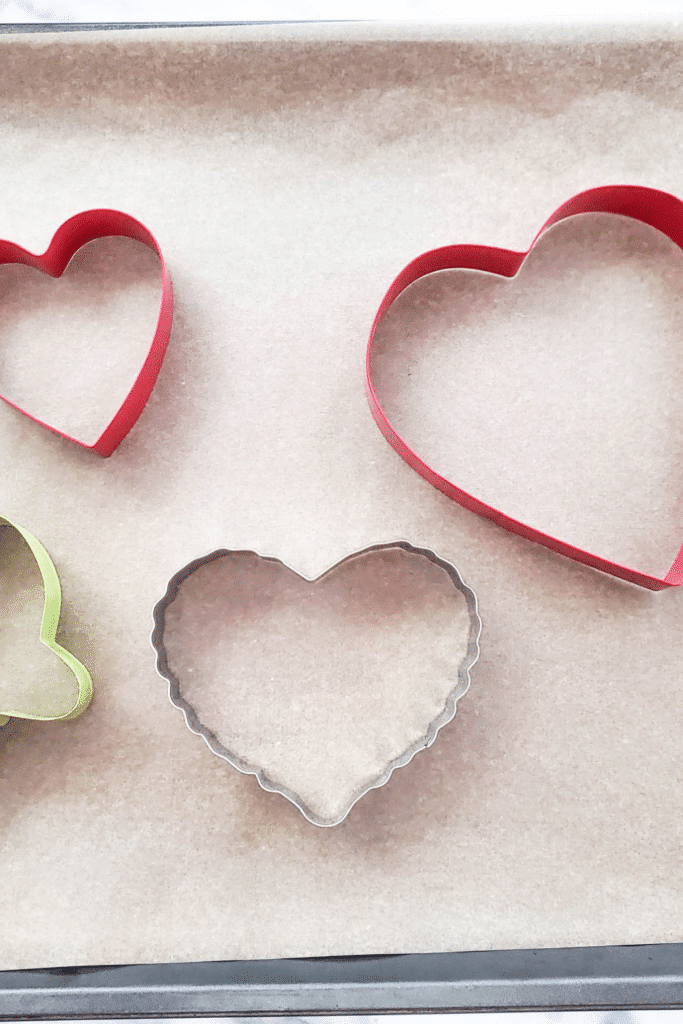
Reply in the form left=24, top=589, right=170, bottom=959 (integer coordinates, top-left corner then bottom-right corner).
left=1, top=22, right=683, bottom=968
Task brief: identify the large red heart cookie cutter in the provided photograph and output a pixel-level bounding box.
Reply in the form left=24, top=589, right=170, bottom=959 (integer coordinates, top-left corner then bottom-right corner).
left=366, top=185, right=683, bottom=592
left=0, top=209, right=173, bottom=457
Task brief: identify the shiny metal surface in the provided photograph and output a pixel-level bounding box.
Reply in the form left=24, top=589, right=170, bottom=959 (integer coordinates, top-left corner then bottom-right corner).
left=2, top=945, right=683, bottom=1017
left=151, top=541, right=481, bottom=827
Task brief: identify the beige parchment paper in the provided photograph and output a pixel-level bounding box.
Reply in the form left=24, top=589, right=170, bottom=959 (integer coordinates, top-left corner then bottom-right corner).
left=1, top=21, right=683, bottom=968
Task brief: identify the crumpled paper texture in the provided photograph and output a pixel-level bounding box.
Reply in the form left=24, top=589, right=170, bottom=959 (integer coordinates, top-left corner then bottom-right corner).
left=1, top=21, right=683, bottom=968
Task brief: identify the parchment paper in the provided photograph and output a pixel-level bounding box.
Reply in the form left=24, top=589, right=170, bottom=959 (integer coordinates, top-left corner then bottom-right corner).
left=2, top=21, right=683, bottom=968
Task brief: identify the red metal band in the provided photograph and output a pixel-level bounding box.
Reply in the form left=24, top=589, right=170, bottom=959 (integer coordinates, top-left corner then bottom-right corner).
left=0, top=209, right=173, bottom=457
left=366, top=185, right=683, bottom=591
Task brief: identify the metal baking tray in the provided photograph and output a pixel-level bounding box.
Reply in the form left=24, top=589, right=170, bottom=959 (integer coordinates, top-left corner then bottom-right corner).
left=1, top=20, right=682, bottom=1018
left=2, top=942, right=683, bottom=1017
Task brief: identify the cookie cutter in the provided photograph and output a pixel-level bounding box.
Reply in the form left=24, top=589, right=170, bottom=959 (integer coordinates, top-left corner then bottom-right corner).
left=151, top=541, right=481, bottom=827
left=0, top=516, right=93, bottom=728
left=0, top=209, right=173, bottom=457
left=366, top=184, right=683, bottom=591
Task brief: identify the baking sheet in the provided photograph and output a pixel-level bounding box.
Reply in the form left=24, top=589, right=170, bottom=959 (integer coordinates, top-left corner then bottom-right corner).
left=1, top=21, right=683, bottom=969
left=5, top=943, right=683, bottom=1017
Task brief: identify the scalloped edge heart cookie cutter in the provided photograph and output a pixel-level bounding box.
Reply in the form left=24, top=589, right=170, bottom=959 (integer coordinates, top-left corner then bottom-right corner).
left=151, top=541, right=481, bottom=827
left=0, top=516, right=93, bottom=728
left=366, top=184, right=683, bottom=592
left=0, top=209, right=173, bottom=457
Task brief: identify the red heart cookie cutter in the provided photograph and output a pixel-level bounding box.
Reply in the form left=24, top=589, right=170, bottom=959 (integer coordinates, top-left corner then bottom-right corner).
left=0, top=209, right=173, bottom=457
left=366, top=185, right=683, bottom=592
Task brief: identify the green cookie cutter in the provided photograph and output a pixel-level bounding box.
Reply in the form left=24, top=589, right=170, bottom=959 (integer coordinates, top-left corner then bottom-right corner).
left=0, top=516, right=93, bottom=727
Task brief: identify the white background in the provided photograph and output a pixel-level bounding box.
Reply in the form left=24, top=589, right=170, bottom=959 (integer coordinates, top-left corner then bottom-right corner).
left=2, top=0, right=683, bottom=23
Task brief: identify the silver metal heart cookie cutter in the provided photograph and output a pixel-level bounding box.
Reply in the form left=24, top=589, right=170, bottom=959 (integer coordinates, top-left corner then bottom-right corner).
left=151, top=541, right=481, bottom=827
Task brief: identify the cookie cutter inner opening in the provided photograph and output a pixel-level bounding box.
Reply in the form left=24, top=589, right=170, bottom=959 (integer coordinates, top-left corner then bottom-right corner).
left=152, top=541, right=481, bottom=827
left=0, top=235, right=162, bottom=445
left=368, top=208, right=683, bottom=581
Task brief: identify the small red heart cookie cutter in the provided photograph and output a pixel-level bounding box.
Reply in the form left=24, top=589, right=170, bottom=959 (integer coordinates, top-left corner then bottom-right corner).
left=0, top=209, right=173, bottom=457
left=366, top=185, right=683, bottom=592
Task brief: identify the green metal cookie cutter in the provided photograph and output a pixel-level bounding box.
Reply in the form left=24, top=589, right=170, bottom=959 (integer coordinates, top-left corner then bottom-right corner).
left=0, top=516, right=93, bottom=727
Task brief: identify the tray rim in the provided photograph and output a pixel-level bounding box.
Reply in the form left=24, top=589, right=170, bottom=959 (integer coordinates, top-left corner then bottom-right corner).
left=2, top=942, right=683, bottom=1016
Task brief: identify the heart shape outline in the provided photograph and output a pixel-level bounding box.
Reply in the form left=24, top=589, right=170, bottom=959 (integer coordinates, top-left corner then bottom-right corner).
left=0, top=515, right=93, bottom=727
left=366, top=185, right=683, bottom=592
left=151, top=541, right=481, bottom=827
left=0, top=209, right=173, bottom=457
